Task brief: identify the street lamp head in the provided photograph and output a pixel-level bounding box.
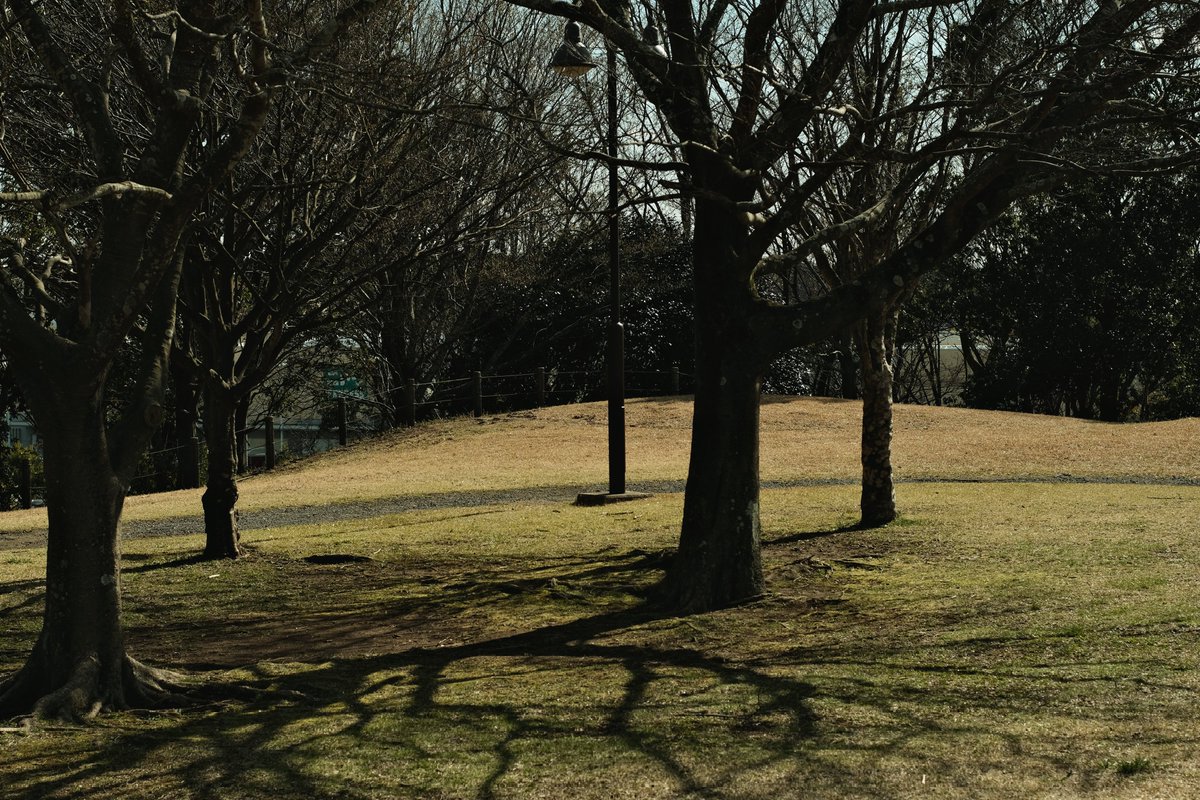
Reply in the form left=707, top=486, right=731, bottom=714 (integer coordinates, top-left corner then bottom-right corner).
left=643, top=25, right=668, bottom=58
left=549, top=21, right=598, bottom=77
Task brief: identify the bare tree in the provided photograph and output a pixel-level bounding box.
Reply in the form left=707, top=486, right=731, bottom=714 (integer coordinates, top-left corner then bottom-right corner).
left=497, top=1, right=1200, bottom=611
left=0, top=0, right=384, bottom=719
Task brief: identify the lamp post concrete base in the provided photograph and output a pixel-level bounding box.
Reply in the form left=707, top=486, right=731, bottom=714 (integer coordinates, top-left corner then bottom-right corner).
left=574, top=490, right=653, bottom=507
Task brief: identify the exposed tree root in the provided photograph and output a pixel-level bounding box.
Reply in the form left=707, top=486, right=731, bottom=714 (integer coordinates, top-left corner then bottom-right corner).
left=0, top=653, right=250, bottom=726
left=122, top=656, right=196, bottom=709
left=858, top=509, right=898, bottom=529
left=654, top=569, right=765, bottom=616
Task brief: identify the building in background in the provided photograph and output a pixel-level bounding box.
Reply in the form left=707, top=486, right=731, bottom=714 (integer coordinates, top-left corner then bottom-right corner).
left=5, top=414, right=38, bottom=450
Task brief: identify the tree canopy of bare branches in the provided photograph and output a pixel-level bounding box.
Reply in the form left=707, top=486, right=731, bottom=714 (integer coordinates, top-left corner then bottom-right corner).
left=498, top=0, right=1200, bottom=611
left=0, top=0, right=387, bottom=720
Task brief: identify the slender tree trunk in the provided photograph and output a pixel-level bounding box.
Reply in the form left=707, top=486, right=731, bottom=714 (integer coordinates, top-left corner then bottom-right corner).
left=171, top=328, right=200, bottom=448
left=234, top=396, right=249, bottom=474
left=837, top=333, right=859, bottom=399
left=202, top=383, right=241, bottom=559
left=0, top=392, right=180, bottom=719
left=171, top=356, right=200, bottom=489
left=380, top=270, right=414, bottom=428
left=1097, top=368, right=1122, bottom=422
left=660, top=160, right=764, bottom=612
left=678, top=168, right=693, bottom=241
left=929, top=338, right=943, bottom=406
left=855, top=307, right=899, bottom=527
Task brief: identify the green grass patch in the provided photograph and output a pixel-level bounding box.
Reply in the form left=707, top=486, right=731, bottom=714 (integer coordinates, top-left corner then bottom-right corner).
left=3, top=482, right=1200, bottom=798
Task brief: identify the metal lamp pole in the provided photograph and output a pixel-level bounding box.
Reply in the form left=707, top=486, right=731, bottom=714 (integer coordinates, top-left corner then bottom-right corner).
left=603, top=43, right=626, bottom=497
left=550, top=21, right=662, bottom=504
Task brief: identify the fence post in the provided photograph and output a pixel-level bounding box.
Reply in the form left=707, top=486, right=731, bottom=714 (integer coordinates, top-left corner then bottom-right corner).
left=472, top=371, right=484, bottom=417
left=264, top=415, right=276, bottom=470
left=18, top=458, right=31, bottom=510
left=535, top=367, right=546, bottom=407
left=337, top=398, right=348, bottom=447
left=670, top=365, right=681, bottom=395
left=403, top=378, right=416, bottom=427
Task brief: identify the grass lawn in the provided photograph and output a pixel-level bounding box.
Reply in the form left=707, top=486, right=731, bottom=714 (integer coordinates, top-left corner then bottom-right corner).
left=1, top=397, right=1198, bottom=799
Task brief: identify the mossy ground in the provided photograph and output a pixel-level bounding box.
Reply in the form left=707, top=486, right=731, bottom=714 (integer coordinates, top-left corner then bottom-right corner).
left=1, top=398, right=1198, bottom=799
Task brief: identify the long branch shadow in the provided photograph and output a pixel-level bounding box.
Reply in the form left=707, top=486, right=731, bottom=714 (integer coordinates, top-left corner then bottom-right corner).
left=1, top=570, right=823, bottom=800
left=121, top=554, right=209, bottom=574
left=764, top=523, right=864, bottom=546
left=4, top=537, right=1186, bottom=799
left=0, top=578, right=44, bottom=597
left=11, top=582, right=1171, bottom=800
left=0, top=591, right=44, bottom=620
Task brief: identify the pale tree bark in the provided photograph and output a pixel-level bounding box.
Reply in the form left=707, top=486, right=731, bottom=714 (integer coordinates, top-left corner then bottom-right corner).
left=854, top=306, right=900, bottom=527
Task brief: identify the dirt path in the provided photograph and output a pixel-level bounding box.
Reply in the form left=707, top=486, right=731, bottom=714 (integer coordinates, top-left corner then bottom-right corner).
left=2, top=473, right=1197, bottom=552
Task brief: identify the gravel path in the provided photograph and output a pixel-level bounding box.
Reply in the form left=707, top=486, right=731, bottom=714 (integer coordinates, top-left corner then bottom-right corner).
left=2, top=473, right=1197, bottom=551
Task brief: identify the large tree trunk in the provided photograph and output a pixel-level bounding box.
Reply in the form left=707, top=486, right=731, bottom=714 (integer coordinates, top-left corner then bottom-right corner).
left=0, top=392, right=181, bottom=720
left=202, top=383, right=241, bottom=559
left=660, top=157, right=765, bottom=613
left=855, top=307, right=899, bottom=527
left=662, top=355, right=764, bottom=612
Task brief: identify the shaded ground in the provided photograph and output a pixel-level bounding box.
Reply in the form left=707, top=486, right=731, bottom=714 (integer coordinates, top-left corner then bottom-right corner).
left=124, top=524, right=881, bottom=671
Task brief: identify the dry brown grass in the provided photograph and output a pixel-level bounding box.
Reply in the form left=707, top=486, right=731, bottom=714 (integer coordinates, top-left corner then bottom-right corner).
left=3, top=481, right=1200, bottom=799
left=2, top=398, right=1200, bottom=799
left=0, top=396, right=1194, bottom=534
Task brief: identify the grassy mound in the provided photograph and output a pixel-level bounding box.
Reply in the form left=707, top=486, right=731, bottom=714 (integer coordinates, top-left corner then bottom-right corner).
left=1, top=398, right=1197, bottom=798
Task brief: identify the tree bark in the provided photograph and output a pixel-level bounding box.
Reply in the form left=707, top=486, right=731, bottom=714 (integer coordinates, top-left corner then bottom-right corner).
left=660, top=158, right=765, bottom=613
left=855, top=307, right=899, bottom=527
left=837, top=333, right=859, bottom=399
left=0, top=390, right=183, bottom=720
left=201, top=383, right=241, bottom=559
left=234, top=396, right=250, bottom=474
left=662, top=355, right=765, bottom=612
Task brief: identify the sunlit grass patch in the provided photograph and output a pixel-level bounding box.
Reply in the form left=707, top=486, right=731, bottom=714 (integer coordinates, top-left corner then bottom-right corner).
left=3, top=401, right=1200, bottom=797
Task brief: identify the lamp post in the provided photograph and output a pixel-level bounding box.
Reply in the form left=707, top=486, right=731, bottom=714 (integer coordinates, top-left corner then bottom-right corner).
left=550, top=20, right=661, bottom=505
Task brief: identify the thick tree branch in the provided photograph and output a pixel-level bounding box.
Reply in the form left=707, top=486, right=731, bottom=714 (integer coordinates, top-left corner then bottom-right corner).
left=0, top=181, right=173, bottom=211
left=744, top=0, right=876, bottom=169
left=9, top=0, right=123, bottom=176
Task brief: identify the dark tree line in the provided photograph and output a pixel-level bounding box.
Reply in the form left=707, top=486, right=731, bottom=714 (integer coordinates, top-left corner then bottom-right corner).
left=919, top=173, right=1200, bottom=422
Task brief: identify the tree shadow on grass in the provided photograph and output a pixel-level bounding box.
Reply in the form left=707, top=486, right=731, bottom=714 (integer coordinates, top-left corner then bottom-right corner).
left=0, top=544, right=826, bottom=800
left=764, top=523, right=864, bottom=546
left=122, top=554, right=209, bottom=574
left=8, top=596, right=1167, bottom=800
left=0, top=590, right=43, bottom=620
left=0, top=605, right=821, bottom=800
left=4, top=538, right=1177, bottom=799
